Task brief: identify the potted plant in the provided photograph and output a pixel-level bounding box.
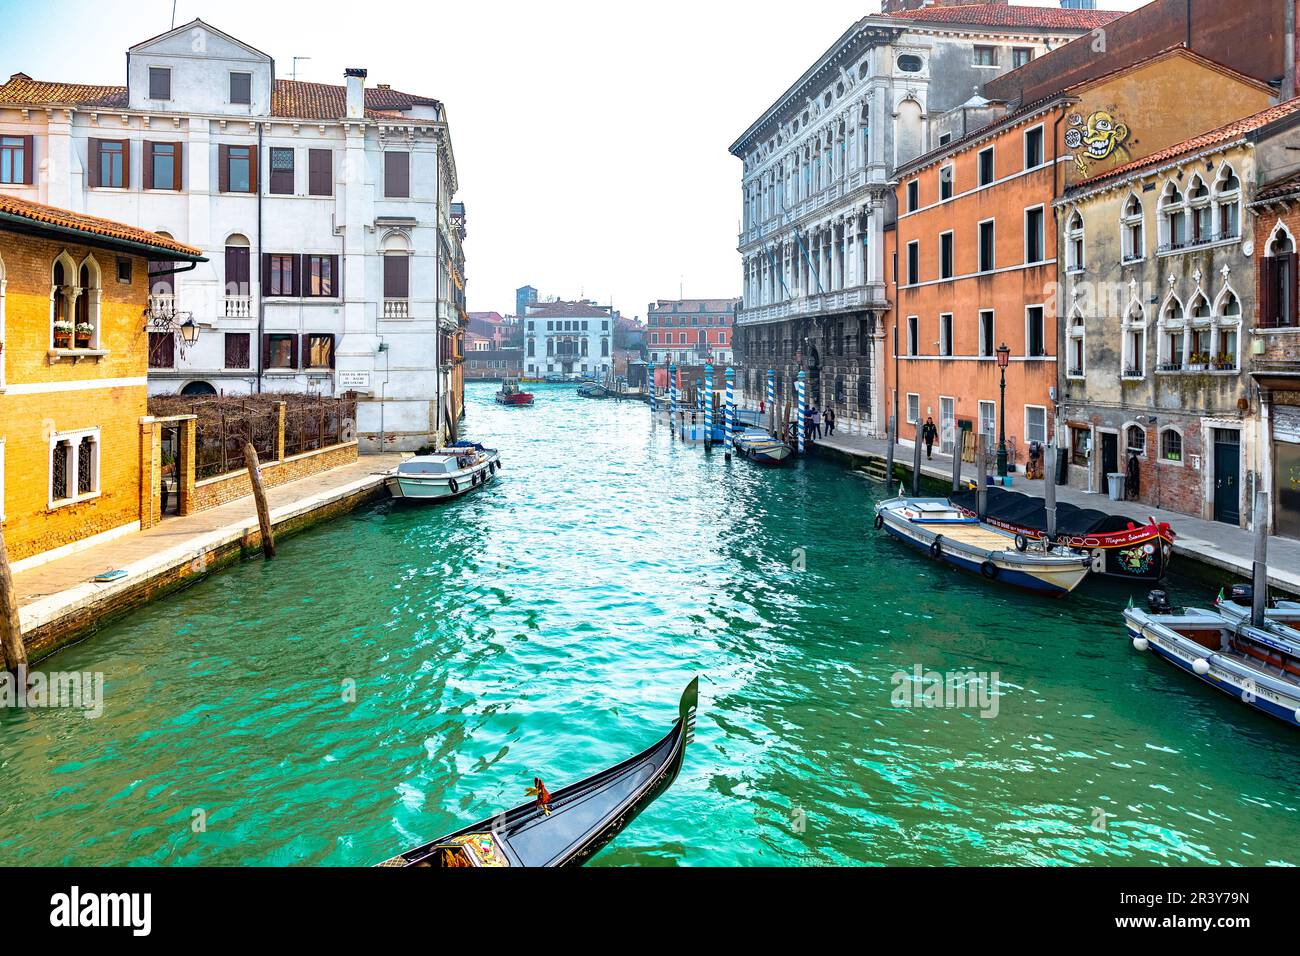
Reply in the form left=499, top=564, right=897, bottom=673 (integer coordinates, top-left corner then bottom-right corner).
left=1187, top=352, right=1207, bottom=371
left=74, top=322, right=94, bottom=349
left=1212, top=353, right=1235, bottom=371
left=53, top=320, right=73, bottom=349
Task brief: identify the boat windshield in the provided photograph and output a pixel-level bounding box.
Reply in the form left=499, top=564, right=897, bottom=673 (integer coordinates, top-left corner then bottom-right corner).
left=398, top=457, right=456, bottom=475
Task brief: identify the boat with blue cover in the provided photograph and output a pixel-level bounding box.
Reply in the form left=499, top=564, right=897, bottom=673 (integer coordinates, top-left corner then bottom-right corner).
left=386, top=441, right=501, bottom=502
left=732, top=426, right=792, bottom=465
left=873, top=495, right=1092, bottom=596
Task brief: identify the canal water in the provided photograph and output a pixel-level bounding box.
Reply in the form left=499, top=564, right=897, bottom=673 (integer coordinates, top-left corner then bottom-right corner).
left=2, top=381, right=1299, bottom=867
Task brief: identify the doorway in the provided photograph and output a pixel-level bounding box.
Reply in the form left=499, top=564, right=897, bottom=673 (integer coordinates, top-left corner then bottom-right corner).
left=939, top=397, right=955, bottom=455
left=1101, top=431, right=1119, bottom=482
left=1213, top=428, right=1240, bottom=525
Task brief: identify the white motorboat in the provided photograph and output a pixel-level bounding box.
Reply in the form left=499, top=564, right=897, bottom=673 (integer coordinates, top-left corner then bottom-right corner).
left=1214, top=584, right=1300, bottom=640
left=872, top=495, right=1092, bottom=596
left=1125, top=590, right=1300, bottom=728
left=386, top=443, right=501, bottom=502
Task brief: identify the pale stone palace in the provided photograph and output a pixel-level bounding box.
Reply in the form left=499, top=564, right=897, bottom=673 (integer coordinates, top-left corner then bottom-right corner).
left=729, top=2, right=1112, bottom=431
left=0, top=19, right=466, bottom=450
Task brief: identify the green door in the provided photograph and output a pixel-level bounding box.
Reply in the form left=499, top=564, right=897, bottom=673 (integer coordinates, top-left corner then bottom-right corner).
left=1213, top=429, right=1240, bottom=525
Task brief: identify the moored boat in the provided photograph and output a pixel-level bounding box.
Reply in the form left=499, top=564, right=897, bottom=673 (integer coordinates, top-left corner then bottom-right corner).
left=576, top=382, right=611, bottom=398
left=495, top=377, right=535, bottom=406
left=948, top=487, right=1174, bottom=581
left=1125, top=590, right=1300, bottom=727
left=376, top=678, right=699, bottom=867
left=386, top=442, right=501, bottom=502
left=873, top=495, right=1092, bottom=596
left=732, top=426, right=792, bottom=465
left=1214, top=584, right=1300, bottom=639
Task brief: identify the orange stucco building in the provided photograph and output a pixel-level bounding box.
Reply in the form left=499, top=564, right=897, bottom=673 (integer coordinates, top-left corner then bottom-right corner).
left=883, top=48, right=1276, bottom=471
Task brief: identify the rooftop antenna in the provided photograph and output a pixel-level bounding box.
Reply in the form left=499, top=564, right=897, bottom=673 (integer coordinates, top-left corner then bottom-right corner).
left=170, top=0, right=177, bottom=29
left=291, top=57, right=312, bottom=81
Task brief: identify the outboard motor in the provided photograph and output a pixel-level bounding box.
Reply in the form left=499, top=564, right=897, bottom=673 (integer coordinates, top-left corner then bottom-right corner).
left=1228, top=583, right=1253, bottom=607
left=1146, top=589, right=1174, bottom=615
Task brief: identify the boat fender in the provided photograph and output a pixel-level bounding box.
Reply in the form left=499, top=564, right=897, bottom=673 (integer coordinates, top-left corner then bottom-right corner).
left=930, top=537, right=943, bottom=560
left=1192, top=659, right=1211, bottom=676
left=980, top=561, right=998, bottom=580
left=448, top=477, right=459, bottom=494
left=1132, top=637, right=1149, bottom=652
left=873, top=513, right=884, bottom=530
left=1014, top=534, right=1029, bottom=553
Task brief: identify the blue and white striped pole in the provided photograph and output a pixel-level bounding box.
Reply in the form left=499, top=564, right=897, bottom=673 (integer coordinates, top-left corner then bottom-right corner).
left=766, top=368, right=775, bottom=437
left=648, top=362, right=656, bottom=416
left=669, top=363, right=677, bottom=431
left=724, top=366, right=735, bottom=450
left=704, top=364, right=714, bottom=450
left=796, top=370, right=806, bottom=455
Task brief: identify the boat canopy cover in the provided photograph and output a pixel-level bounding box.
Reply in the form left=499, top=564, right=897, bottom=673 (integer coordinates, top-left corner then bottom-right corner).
left=398, top=456, right=458, bottom=475
left=949, top=487, right=1143, bottom=536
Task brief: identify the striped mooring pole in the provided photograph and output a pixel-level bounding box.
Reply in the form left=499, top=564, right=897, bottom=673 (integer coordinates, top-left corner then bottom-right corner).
left=648, top=362, right=656, bottom=417
left=704, top=364, right=714, bottom=451
left=766, top=368, right=775, bottom=436
left=724, top=366, right=735, bottom=452
left=796, top=370, right=806, bottom=456
left=669, top=363, right=677, bottom=434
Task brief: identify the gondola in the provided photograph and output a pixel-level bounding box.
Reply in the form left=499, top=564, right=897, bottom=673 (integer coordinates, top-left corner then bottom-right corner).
left=377, top=678, right=699, bottom=867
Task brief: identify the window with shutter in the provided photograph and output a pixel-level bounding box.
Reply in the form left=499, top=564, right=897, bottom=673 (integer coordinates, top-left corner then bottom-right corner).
left=224, top=332, right=251, bottom=369
left=384, top=151, right=410, bottom=198
left=148, top=332, right=175, bottom=368
left=305, top=333, right=335, bottom=368
left=147, top=142, right=179, bottom=191
left=94, top=139, right=129, bottom=188
left=148, top=67, right=171, bottom=100
left=269, top=147, right=294, bottom=195
left=266, top=333, right=296, bottom=369
left=225, top=246, right=250, bottom=296
left=264, top=254, right=297, bottom=296
left=383, top=254, right=410, bottom=298
left=224, top=145, right=255, bottom=193
left=0, top=136, right=30, bottom=184
left=303, top=254, right=337, bottom=296
left=308, top=149, right=332, bottom=196
left=230, top=72, right=252, bottom=105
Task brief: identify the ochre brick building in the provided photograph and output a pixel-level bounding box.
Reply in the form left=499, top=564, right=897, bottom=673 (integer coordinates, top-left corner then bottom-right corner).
left=0, top=195, right=202, bottom=567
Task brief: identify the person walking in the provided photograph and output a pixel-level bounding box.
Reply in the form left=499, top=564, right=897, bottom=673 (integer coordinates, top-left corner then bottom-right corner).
left=825, top=406, right=836, bottom=436
left=921, top=416, right=939, bottom=460
left=811, top=405, right=822, bottom=439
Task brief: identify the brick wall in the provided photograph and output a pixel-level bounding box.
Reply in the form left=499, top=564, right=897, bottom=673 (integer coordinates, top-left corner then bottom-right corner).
left=0, top=232, right=148, bottom=563
left=190, top=440, right=358, bottom=513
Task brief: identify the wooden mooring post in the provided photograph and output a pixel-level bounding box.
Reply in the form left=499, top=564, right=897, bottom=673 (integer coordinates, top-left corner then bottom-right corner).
left=0, top=529, right=27, bottom=673
left=976, top=443, right=989, bottom=520
left=951, top=435, right=963, bottom=492
left=244, top=442, right=276, bottom=560
left=884, top=413, right=896, bottom=489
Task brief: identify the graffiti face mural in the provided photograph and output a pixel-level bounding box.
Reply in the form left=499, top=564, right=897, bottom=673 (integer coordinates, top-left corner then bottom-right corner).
left=1065, top=110, right=1131, bottom=174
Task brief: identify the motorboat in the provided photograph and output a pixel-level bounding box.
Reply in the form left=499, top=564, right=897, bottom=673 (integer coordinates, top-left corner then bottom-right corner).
left=732, top=426, right=792, bottom=465
left=495, top=378, right=534, bottom=406
left=376, top=678, right=698, bottom=867
left=1214, top=584, right=1300, bottom=639
left=386, top=441, right=501, bottom=502
left=949, top=487, right=1175, bottom=582
left=1126, top=590, right=1300, bottom=728
left=873, top=495, right=1092, bottom=596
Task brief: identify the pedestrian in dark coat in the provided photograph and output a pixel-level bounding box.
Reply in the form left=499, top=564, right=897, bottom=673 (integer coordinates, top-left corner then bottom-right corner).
left=921, top=417, right=939, bottom=460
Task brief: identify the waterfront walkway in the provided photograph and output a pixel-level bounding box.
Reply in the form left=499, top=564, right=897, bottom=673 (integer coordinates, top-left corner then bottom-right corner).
left=12, top=453, right=402, bottom=659
left=814, top=430, right=1300, bottom=596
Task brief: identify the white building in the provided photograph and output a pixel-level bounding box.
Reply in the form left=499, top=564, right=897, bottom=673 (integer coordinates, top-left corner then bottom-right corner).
left=729, top=2, right=1114, bottom=431
left=0, top=19, right=464, bottom=450
left=522, top=300, right=614, bottom=378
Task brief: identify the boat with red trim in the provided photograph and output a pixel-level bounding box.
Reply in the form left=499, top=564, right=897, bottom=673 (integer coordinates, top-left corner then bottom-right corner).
left=949, top=487, right=1174, bottom=581
left=494, top=377, right=534, bottom=406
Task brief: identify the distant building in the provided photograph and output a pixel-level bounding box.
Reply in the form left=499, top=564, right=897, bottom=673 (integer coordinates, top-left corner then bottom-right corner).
left=646, top=299, right=737, bottom=367
left=515, top=285, right=538, bottom=320
left=464, top=347, right=523, bottom=380
left=467, top=311, right=510, bottom=349
left=1060, top=0, right=1097, bottom=9
left=522, top=300, right=614, bottom=377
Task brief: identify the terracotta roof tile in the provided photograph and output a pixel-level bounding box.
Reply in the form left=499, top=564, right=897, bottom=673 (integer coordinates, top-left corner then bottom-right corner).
left=882, top=3, right=1123, bottom=30
left=0, top=72, right=440, bottom=122
left=0, top=194, right=203, bottom=258
left=1254, top=172, right=1300, bottom=205
left=1072, top=96, right=1300, bottom=190
left=525, top=300, right=614, bottom=319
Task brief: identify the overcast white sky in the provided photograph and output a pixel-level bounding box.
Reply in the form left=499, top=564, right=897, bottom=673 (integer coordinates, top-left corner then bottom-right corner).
left=0, top=0, right=1146, bottom=319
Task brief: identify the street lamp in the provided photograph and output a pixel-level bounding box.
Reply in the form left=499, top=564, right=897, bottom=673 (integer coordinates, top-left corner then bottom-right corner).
left=996, top=342, right=1011, bottom=478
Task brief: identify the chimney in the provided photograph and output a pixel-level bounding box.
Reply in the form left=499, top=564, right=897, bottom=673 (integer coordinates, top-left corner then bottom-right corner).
left=344, top=67, right=367, bottom=119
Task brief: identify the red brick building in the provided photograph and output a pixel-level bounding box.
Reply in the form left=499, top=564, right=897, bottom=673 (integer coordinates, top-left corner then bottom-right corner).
left=646, top=299, right=738, bottom=368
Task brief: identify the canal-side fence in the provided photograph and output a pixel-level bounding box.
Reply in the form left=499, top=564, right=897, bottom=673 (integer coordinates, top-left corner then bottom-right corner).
left=144, top=394, right=360, bottom=520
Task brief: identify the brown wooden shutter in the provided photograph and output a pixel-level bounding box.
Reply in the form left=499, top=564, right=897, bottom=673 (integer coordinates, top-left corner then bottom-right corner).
left=1291, top=254, right=1300, bottom=324
left=143, top=141, right=154, bottom=190
left=288, top=334, right=298, bottom=369
left=383, top=255, right=409, bottom=297
left=330, top=255, right=340, bottom=296
left=218, top=145, right=229, bottom=193
left=327, top=333, right=336, bottom=368
left=1261, top=258, right=1277, bottom=326
left=308, top=148, right=331, bottom=196
left=88, top=139, right=100, bottom=188
left=261, top=333, right=271, bottom=369
left=260, top=253, right=272, bottom=296
left=300, top=333, right=311, bottom=368
left=22, top=135, right=33, bottom=185
left=249, top=145, right=259, bottom=194
left=291, top=255, right=301, bottom=297
left=122, top=138, right=131, bottom=190
left=384, top=152, right=409, bottom=197
left=173, top=142, right=183, bottom=190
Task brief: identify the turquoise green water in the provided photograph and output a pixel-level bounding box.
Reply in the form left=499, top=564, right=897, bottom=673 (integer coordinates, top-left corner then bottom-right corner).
left=2, top=381, right=1299, bottom=866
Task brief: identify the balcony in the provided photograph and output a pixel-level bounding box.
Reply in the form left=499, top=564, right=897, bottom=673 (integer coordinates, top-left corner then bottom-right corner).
left=1157, top=229, right=1240, bottom=256
left=383, top=299, right=410, bottom=319
left=224, top=295, right=252, bottom=319
left=738, top=282, right=889, bottom=325
left=148, top=293, right=176, bottom=315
